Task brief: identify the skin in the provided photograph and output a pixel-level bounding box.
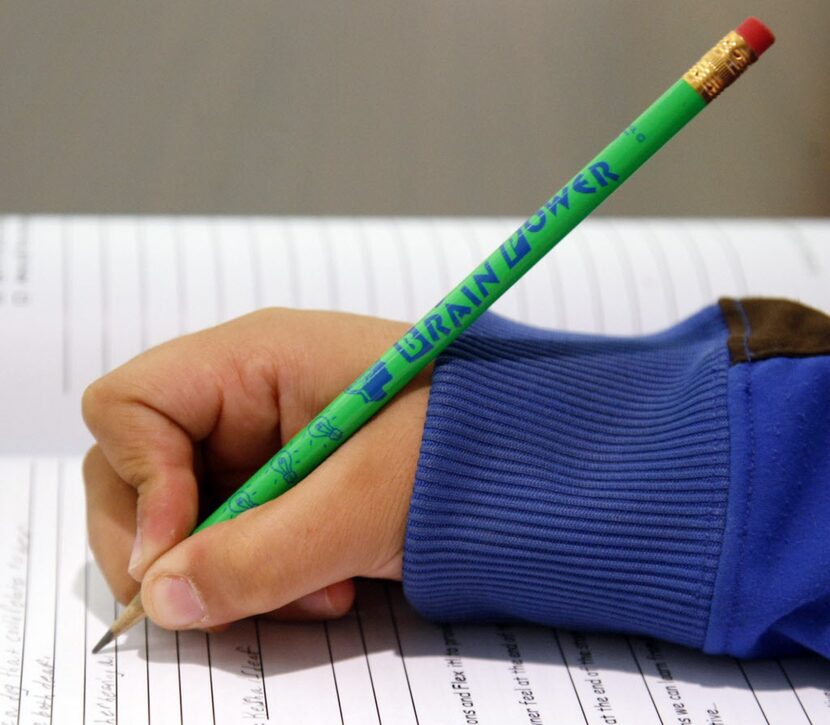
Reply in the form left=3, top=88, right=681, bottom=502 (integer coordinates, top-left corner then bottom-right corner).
left=82, top=308, right=431, bottom=630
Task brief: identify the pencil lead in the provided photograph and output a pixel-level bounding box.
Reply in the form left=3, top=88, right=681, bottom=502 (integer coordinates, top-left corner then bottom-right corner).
left=92, top=628, right=115, bottom=654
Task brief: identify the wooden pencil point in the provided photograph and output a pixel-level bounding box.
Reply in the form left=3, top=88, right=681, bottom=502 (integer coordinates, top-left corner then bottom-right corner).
left=91, top=628, right=114, bottom=654
left=91, top=594, right=147, bottom=653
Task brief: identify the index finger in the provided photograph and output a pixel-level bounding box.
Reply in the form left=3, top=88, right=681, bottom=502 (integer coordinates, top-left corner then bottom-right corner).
left=82, top=314, right=282, bottom=580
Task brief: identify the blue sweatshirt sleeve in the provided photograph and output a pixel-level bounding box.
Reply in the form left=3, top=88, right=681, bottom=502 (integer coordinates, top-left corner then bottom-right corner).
left=402, top=298, right=830, bottom=659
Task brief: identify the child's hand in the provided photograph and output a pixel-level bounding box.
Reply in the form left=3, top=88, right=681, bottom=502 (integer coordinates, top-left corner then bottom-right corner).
left=82, top=309, right=431, bottom=630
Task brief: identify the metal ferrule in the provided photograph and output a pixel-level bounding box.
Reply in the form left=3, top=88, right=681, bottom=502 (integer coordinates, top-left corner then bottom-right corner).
left=683, top=30, right=757, bottom=103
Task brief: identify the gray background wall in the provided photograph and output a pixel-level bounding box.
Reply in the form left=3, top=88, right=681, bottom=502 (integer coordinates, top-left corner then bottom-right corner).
left=1, top=1, right=827, bottom=217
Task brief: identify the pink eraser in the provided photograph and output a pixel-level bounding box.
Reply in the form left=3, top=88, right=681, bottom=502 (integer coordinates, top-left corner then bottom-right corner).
left=736, top=17, right=775, bottom=57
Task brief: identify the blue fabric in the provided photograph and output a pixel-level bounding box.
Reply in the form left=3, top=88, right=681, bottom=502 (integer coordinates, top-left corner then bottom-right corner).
left=404, top=307, right=732, bottom=650
left=706, top=355, right=830, bottom=657
left=403, top=305, right=830, bottom=658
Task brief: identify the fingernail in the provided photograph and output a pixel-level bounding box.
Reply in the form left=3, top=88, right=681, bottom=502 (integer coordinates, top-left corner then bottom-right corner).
left=147, top=576, right=207, bottom=628
left=128, top=525, right=143, bottom=578
left=293, top=587, right=335, bottom=617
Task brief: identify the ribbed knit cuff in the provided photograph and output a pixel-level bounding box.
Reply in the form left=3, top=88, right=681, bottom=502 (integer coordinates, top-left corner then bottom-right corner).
left=403, top=308, right=731, bottom=650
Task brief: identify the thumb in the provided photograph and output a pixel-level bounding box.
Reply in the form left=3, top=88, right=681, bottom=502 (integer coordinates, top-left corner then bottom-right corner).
left=140, top=460, right=365, bottom=629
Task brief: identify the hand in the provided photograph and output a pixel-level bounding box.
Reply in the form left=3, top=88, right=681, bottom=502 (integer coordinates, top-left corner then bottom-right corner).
left=82, top=309, right=430, bottom=630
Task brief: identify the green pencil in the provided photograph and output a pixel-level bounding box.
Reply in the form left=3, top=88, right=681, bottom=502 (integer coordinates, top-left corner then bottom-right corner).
left=94, top=16, right=774, bottom=652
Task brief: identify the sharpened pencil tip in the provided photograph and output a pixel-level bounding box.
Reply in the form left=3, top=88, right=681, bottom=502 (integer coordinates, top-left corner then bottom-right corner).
left=92, top=629, right=115, bottom=654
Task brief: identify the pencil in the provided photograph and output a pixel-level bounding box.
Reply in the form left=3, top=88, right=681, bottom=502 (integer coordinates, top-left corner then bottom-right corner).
left=93, top=16, right=774, bottom=653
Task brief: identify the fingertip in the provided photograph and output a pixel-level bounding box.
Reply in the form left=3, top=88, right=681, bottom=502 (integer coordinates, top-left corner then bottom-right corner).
left=128, top=468, right=199, bottom=580
left=325, top=579, right=356, bottom=616
left=265, top=579, right=356, bottom=621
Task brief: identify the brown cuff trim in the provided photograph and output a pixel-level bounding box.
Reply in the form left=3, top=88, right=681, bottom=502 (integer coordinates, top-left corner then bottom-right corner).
left=719, top=298, right=830, bottom=364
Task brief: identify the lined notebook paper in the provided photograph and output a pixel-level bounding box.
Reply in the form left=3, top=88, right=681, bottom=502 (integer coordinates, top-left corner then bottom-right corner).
left=1, top=216, right=829, bottom=724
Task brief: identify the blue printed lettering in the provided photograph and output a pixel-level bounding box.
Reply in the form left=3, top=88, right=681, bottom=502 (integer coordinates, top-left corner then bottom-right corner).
left=523, top=208, right=546, bottom=233
left=500, top=230, right=532, bottom=269
left=589, top=161, right=619, bottom=187
left=395, top=327, right=435, bottom=363
left=446, top=303, right=472, bottom=327
left=473, top=262, right=500, bottom=298
left=572, top=172, right=596, bottom=194
left=425, top=314, right=451, bottom=341
left=461, top=285, right=481, bottom=306
left=544, top=187, right=570, bottom=216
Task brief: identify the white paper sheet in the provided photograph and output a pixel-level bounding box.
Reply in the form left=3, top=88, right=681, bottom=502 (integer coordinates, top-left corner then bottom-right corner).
left=1, top=216, right=829, bottom=723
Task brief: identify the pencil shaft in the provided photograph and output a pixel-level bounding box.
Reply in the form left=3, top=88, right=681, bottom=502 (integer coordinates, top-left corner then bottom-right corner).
left=197, top=80, right=707, bottom=531
left=92, top=19, right=773, bottom=652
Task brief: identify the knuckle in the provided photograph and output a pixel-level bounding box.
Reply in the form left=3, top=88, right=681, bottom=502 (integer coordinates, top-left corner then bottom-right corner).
left=183, top=535, right=237, bottom=596
left=114, top=451, right=157, bottom=494
left=180, top=535, right=210, bottom=576
left=81, top=378, right=112, bottom=431
left=243, top=306, right=290, bottom=331
left=215, top=527, right=274, bottom=606
left=222, top=529, right=260, bottom=587
left=178, top=534, right=251, bottom=612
